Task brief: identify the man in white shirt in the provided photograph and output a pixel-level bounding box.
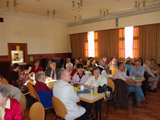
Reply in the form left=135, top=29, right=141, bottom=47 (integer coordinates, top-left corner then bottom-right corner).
left=53, top=69, right=88, bottom=120
left=143, top=60, right=158, bottom=92
left=113, top=62, right=149, bottom=107
left=98, top=59, right=108, bottom=79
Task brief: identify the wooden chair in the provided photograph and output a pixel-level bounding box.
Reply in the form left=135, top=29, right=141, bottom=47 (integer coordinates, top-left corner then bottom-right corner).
left=27, top=82, right=37, bottom=99
left=106, top=79, right=116, bottom=117
left=19, top=93, right=26, bottom=116
left=109, top=68, right=117, bottom=75
left=52, top=97, right=67, bottom=120
left=29, top=102, right=45, bottom=120
left=33, top=86, right=53, bottom=119
left=2, top=77, right=9, bottom=84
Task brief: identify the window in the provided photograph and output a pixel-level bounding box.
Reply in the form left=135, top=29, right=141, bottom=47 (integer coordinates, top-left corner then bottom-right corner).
left=125, top=26, right=134, bottom=58
left=124, top=26, right=139, bottom=59
left=88, top=31, right=95, bottom=57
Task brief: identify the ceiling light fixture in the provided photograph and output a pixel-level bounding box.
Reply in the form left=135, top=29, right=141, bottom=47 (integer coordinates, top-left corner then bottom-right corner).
left=13, top=0, right=18, bottom=12
left=52, top=10, right=56, bottom=19
left=134, top=1, right=146, bottom=13
left=6, top=1, right=10, bottom=11
left=46, top=10, right=56, bottom=19
left=46, top=10, right=50, bottom=19
left=74, top=15, right=83, bottom=24
left=72, top=0, right=83, bottom=12
left=6, top=0, right=18, bottom=12
left=100, top=9, right=109, bottom=19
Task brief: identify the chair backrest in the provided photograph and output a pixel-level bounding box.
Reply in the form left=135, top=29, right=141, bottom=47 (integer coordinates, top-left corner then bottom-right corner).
left=29, top=102, right=45, bottom=120
left=113, top=79, right=129, bottom=109
left=34, top=90, right=41, bottom=102
left=107, top=79, right=115, bottom=92
left=19, top=93, right=26, bottom=116
left=27, top=82, right=37, bottom=99
left=109, top=68, right=116, bottom=75
left=52, top=97, right=67, bottom=119
left=2, top=77, right=9, bottom=84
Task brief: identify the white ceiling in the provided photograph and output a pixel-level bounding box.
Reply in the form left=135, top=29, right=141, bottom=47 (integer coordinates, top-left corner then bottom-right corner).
left=0, top=0, right=160, bottom=25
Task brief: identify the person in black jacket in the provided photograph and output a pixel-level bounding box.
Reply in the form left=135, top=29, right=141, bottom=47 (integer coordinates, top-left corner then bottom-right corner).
left=8, top=63, right=20, bottom=87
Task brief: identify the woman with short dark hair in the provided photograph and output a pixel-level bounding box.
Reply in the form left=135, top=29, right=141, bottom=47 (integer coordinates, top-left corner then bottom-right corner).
left=72, top=64, right=89, bottom=85
left=32, top=60, right=43, bottom=74
left=17, top=64, right=33, bottom=93
left=8, top=63, right=20, bottom=87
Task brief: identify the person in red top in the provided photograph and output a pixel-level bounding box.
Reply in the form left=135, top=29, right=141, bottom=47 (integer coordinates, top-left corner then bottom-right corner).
left=32, top=60, right=43, bottom=74
left=66, top=63, right=76, bottom=80
left=0, top=85, right=23, bottom=120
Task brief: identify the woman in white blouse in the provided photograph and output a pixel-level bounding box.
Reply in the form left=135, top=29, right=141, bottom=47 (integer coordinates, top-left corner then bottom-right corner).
left=85, top=67, right=107, bottom=91
left=83, top=67, right=107, bottom=119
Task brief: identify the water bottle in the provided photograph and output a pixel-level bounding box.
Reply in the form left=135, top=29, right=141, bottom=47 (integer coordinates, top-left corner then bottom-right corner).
left=90, top=83, right=94, bottom=95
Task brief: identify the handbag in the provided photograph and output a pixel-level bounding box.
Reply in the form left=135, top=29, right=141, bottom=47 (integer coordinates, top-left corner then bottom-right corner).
left=98, top=84, right=112, bottom=99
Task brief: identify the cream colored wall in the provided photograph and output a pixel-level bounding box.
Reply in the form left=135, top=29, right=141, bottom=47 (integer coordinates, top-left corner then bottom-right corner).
left=1, top=11, right=160, bottom=56
left=68, top=11, right=160, bottom=34
left=0, top=16, right=71, bottom=55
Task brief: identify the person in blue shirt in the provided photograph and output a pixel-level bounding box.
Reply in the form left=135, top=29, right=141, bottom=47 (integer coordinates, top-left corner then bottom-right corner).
left=129, top=59, right=145, bottom=78
left=125, top=60, right=132, bottom=74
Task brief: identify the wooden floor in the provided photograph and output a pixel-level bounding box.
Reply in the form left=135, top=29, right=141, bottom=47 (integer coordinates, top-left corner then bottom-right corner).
left=24, top=83, right=160, bottom=120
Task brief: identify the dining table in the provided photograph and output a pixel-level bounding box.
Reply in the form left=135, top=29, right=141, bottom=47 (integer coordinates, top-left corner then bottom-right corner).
left=75, top=88, right=110, bottom=120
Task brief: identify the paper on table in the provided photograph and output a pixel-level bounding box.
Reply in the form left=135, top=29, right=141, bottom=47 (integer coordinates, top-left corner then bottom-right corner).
left=85, top=93, right=101, bottom=96
left=45, top=80, right=57, bottom=83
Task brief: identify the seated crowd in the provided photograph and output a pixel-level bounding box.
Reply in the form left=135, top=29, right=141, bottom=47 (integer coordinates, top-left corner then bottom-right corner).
left=0, top=56, right=159, bottom=120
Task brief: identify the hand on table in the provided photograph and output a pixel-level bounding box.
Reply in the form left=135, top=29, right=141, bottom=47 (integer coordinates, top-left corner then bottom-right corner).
left=94, top=87, right=98, bottom=91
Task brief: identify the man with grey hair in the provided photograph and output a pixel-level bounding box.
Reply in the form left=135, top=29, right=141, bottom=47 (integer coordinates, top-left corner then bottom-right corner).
left=46, top=62, right=60, bottom=80
left=98, top=58, right=108, bottom=79
left=66, top=63, right=76, bottom=80
left=0, top=76, right=22, bottom=102
left=53, top=69, right=89, bottom=120
left=143, top=60, right=158, bottom=92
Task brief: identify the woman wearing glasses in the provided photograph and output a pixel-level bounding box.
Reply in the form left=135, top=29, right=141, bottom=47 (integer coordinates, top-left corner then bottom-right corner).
left=34, top=72, right=53, bottom=108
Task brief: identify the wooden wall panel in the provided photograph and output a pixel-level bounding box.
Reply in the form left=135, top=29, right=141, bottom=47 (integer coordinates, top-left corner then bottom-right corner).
left=0, top=53, right=71, bottom=78
left=0, top=53, right=71, bottom=63
left=0, top=56, right=9, bottom=62
left=27, top=53, right=72, bottom=65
